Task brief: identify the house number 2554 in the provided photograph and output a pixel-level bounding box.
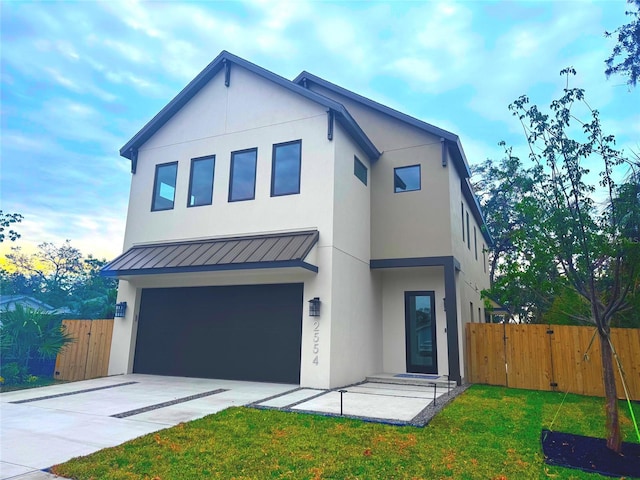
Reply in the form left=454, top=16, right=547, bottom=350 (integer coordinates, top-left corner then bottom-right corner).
left=312, top=320, right=320, bottom=365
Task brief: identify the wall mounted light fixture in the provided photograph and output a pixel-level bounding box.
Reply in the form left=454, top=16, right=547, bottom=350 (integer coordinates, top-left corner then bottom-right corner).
left=308, top=297, right=321, bottom=317
left=115, top=302, right=127, bottom=318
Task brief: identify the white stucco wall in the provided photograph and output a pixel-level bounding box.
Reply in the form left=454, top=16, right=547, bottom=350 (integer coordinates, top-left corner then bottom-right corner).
left=448, top=156, right=490, bottom=379
left=110, top=65, right=339, bottom=388
left=327, top=124, right=382, bottom=388
left=123, top=65, right=336, bottom=250
left=308, top=84, right=454, bottom=260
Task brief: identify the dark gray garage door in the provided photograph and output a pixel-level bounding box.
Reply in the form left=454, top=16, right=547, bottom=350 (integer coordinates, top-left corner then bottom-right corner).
left=133, top=283, right=303, bottom=383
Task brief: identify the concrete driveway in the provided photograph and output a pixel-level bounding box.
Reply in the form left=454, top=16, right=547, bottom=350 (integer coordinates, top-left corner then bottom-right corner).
left=0, top=374, right=297, bottom=479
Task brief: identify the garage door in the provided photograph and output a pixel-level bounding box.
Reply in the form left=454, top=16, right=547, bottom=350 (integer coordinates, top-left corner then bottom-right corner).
left=133, top=283, right=303, bottom=383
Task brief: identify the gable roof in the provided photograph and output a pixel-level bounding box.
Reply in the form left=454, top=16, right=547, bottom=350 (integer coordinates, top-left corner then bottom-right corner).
left=293, top=71, right=471, bottom=178
left=120, top=51, right=380, bottom=170
left=294, top=71, right=492, bottom=246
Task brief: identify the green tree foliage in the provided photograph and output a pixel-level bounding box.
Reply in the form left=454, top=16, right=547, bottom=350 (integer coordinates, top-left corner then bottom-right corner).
left=0, top=210, right=23, bottom=243
left=7, top=240, right=85, bottom=307
left=0, top=305, right=74, bottom=384
left=497, top=68, right=640, bottom=452
left=605, top=0, right=640, bottom=87
left=473, top=149, right=553, bottom=322
left=2, top=241, right=117, bottom=318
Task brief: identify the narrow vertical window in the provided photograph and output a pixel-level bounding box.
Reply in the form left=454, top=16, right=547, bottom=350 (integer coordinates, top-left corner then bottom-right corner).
left=151, top=162, right=178, bottom=211
left=479, top=307, right=482, bottom=324
left=354, top=156, right=367, bottom=186
left=188, top=155, right=215, bottom=207
left=271, top=140, right=301, bottom=196
left=470, top=302, right=474, bottom=323
left=466, top=212, right=470, bottom=250
left=483, top=243, right=487, bottom=273
left=229, top=148, right=257, bottom=202
left=461, top=202, right=465, bottom=242
left=474, top=226, right=478, bottom=260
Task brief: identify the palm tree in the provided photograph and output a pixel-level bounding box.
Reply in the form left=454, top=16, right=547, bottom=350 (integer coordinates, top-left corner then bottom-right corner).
left=0, top=305, right=74, bottom=374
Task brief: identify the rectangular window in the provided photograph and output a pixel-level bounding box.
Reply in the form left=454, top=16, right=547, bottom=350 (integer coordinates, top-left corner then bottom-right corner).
left=229, top=148, right=257, bottom=202
left=151, top=162, right=178, bottom=211
left=461, top=202, right=465, bottom=242
left=474, top=226, right=478, bottom=260
left=188, top=155, right=215, bottom=207
left=483, top=243, right=487, bottom=273
left=479, top=307, right=482, bottom=324
left=354, top=156, right=367, bottom=186
left=466, top=212, right=470, bottom=250
left=271, top=140, right=301, bottom=196
left=394, top=164, right=421, bottom=193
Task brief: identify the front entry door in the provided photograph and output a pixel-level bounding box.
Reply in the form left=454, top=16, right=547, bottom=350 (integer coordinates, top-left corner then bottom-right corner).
left=405, top=291, right=437, bottom=374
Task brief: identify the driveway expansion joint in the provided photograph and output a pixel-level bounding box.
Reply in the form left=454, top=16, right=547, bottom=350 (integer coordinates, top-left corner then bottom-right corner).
left=9, top=382, right=139, bottom=404
left=111, top=388, right=228, bottom=418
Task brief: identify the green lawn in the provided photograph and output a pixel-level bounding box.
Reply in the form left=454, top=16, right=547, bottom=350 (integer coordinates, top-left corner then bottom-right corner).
left=52, top=385, right=639, bottom=480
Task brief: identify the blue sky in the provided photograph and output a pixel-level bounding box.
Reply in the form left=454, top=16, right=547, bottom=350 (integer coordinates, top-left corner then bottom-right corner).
left=1, top=0, right=638, bottom=259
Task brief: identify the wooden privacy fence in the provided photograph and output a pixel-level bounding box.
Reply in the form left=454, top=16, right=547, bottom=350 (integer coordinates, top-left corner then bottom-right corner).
left=55, top=319, right=114, bottom=382
left=466, top=323, right=640, bottom=401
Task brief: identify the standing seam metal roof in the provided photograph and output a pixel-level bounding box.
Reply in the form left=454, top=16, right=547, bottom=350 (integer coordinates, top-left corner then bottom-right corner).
left=101, top=230, right=319, bottom=277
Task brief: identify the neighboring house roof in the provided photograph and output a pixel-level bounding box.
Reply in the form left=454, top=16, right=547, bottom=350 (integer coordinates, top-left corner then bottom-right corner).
left=293, top=71, right=492, bottom=246
left=120, top=51, right=380, bottom=169
left=102, top=230, right=320, bottom=277
left=0, top=295, right=68, bottom=314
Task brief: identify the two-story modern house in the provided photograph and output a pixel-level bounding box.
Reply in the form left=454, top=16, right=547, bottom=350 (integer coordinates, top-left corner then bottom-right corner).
left=102, top=51, right=491, bottom=389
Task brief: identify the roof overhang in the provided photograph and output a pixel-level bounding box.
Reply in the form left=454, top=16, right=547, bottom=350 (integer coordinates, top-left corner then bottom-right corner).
left=293, top=71, right=470, bottom=177
left=120, top=51, right=380, bottom=172
left=101, top=230, right=319, bottom=279
left=461, top=177, right=493, bottom=246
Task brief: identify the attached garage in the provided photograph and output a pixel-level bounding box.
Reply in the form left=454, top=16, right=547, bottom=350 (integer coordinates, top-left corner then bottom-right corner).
left=133, top=283, right=304, bottom=384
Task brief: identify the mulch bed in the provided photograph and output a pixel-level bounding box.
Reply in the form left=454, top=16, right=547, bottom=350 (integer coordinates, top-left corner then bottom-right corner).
left=541, top=429, right=640, bottom=478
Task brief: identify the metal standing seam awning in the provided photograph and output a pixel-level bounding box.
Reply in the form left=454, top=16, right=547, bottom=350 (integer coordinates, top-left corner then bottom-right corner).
left=101, top=230, right=319, bottom=277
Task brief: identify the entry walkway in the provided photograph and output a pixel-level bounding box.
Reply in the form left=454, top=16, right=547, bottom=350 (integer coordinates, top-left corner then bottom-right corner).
left=253, top=380, right=462, bottom=426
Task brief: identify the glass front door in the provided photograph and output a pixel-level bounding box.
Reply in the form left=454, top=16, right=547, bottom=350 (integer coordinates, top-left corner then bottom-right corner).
left=405, top=291, right=437, bottom=374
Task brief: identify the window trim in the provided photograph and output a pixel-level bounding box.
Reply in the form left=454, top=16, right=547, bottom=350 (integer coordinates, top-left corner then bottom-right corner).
left=394, top=164, right=421, bottom=193
left=354, top=155, right=368, bottom=186
left=151, top=161, right=178, bottom=212
left=270, top=140, right=302, bottom=197
left=228, top=147, right=258, bottom=202
left=187, top=154, right=215, bottom=208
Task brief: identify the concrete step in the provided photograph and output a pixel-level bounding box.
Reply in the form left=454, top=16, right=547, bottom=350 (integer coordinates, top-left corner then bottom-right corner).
left=366, top=373, right=457, bottom=389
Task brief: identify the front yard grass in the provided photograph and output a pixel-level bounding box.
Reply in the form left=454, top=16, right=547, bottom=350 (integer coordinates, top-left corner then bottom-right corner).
left=52, top=385, right=639, bottom=480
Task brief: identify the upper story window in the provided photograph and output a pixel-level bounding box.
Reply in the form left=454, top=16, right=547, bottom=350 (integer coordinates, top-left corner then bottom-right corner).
left=474, top=226, right=478, bottom=260
left=394, top=165, right=421, bottom=193
left=466, top=211, right=470, bottom=250
left=461, top=202, right=465, bottom=242
left=354, top=156, right=367, bottom=186
left=152, top=162, right=178, bottom=211
left=483, top=243, right=487, bottom=273
left=271, top=140, right=301, bottom=197
left=229, top=148, right=257, bottom=202
left=188, top=155, right=215, bottom=207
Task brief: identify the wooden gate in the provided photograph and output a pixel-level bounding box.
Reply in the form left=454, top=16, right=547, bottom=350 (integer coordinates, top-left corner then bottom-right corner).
left=54, top=319, right=114, bottom=382
left=466, top=323, right=640, bottom=400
